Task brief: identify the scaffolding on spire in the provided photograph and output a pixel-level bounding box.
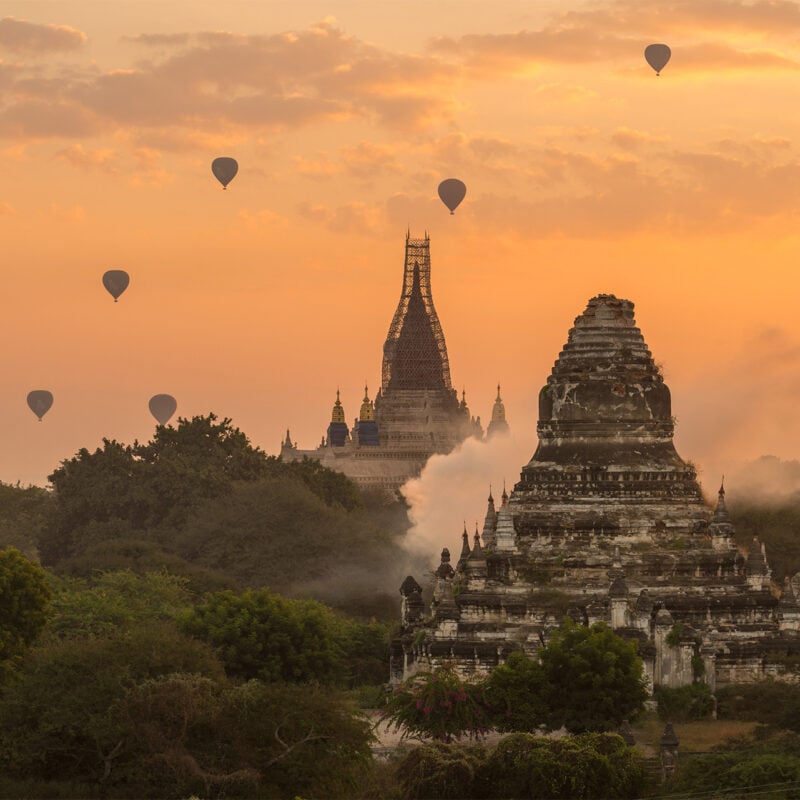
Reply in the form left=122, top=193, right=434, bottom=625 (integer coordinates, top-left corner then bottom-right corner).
left=382, top=233, right=452, bottom=393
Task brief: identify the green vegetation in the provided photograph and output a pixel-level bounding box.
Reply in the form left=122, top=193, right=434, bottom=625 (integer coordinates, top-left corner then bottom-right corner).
left=0, top=414, right=411, bottom=617
left=654, top=684, right=716, bottom=722
left=480, top=732, right=644, bottom=800
left=666, top=731, right=800, bottom=799
left=383, top=666, right=492, bottom=743
left=0, top=547, right=50, bottom=679
left=538, top=620, right=649, bottom=733
left=730, top=499, right=800, bottom=582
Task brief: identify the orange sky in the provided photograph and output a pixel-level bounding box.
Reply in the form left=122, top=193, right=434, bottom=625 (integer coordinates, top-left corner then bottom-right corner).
left=4, top=0, right=800, bottom=491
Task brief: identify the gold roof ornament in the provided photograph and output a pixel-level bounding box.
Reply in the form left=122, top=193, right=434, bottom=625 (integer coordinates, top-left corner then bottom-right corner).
left=331, top=389, right=346, bottom=423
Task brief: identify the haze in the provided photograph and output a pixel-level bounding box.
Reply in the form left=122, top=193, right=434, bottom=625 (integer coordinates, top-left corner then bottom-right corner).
left=3, top=0, right=800, bottom=493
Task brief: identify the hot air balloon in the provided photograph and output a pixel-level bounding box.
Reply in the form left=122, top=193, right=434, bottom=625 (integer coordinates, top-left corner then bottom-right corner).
left=102, top=270, right=129, bottom=303
left=27, top=390, right=53, bottom=422
left=211, top=157, right=238, bottom=189
left=149, top=394, right=177, bottom=426
left=645, top=43, right=671, bottom=76
left=438, top=179, right=467, bottom=215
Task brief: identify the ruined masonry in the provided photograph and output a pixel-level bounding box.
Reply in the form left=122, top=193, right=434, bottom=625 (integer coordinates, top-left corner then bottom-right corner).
left=282, top=232, right=510, bottom=493
left=393, top=294, right=800, bottom=689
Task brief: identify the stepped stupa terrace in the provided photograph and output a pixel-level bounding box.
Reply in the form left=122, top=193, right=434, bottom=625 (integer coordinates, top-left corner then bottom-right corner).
left=393, top=294, right=800, bottom=690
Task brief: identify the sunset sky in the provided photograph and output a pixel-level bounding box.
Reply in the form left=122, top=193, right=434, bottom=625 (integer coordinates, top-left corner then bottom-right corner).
left=4, top=0, right=800, bottom=507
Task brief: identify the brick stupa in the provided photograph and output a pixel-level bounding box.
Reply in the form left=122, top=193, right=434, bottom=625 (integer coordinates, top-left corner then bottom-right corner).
left=393, top=295, right=800, bottom=690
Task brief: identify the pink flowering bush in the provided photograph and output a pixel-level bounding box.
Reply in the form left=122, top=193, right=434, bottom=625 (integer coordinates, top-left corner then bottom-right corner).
left=382, top=665, right=492, bottom=743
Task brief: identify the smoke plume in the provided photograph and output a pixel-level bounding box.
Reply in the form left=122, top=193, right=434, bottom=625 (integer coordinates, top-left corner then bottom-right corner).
left=401, top=424, right=535, bottom=566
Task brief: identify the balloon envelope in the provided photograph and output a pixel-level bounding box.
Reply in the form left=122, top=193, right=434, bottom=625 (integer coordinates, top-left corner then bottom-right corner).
left=102, top=270, right=129, bottom=302
left=211, top=157, right=238, bottom=189
left=27, top=390, right=53, bottom=421
left=149, top=394, right=177, bottom=426
left=645, top=43, right=671, bottom=75
left=438, top=179, right=467, bottom=214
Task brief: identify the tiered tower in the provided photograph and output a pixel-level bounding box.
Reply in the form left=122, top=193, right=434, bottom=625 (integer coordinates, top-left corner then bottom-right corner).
left=281, top=232, right=503, bottom=492
left=394, top=295, right=800, bottom=689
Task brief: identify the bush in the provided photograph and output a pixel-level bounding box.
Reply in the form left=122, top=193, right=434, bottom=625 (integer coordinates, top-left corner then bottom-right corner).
left=655, top=683, right=716, bottom=722
left=717, top=681, right=800, bottom=731
left=394, top=742, right=486, bottom=800
left=476, top=732, right=644, bottom=800
left=383, top=666, right=492, bottom=743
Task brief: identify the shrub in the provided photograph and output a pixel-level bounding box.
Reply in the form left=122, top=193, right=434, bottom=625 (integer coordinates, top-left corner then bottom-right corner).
left=655, top=683, right=715, bottom=721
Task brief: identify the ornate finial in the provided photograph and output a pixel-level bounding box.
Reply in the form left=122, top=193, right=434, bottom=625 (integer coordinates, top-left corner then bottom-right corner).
left=497, top=383, right=501, bottom=400
left=488, top=483, right=493, bottom=502
left=720, top=475, right=725, bottom=496
left=331, top=389, right=346, bottom=423
left=359, top=384, right=375, bottom=422
left=283, top=428, right=293, bottom=448
left=471, top=525, right=483, bottom=557
left=501, top=479, right=508, bottom=504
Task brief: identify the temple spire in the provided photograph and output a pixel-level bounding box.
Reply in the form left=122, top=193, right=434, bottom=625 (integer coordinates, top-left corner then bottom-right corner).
left=327, top=389, right=349, bottom=447
left=488, top=383, right=510, bottom=438
left=381, top=232, right=452, bottom=393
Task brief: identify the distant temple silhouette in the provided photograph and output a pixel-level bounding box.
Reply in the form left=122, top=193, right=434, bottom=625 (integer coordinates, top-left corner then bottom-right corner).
left=281, top=232, right=510, bottom=493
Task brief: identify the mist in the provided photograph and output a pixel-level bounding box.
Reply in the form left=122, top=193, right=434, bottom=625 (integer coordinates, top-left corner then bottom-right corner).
left=401, top=423, right=536, bottom=567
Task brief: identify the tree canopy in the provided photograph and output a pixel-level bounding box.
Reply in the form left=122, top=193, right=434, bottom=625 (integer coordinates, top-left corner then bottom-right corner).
left=538, top=620, right=648, bottom=733
left=0, top=547, right=50, bottom=677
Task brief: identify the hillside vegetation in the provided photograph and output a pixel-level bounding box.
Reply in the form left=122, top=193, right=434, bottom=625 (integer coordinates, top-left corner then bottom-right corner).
left=1, top=414, right=415, bottom=618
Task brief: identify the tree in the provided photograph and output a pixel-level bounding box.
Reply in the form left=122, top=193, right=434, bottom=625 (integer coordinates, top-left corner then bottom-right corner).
left=0, top=547, right=50, bottom=677
left=0, top=482, right=51, bottom=558
left=44, top=570, right=193, bottom=640
left=271, top=455, right=363, bottom=512
left=172, top=475, right=404, bottom=603
left=484, top=651, right=549, bottom=732
left=0, top=623, right=225, bottom=785
left=383, top=666, right=492, bottom=743
left=180, top=588, right=345, bottom=684
left=394, top=742, right=487, bottom=800
left=118, top=677, right=375, bottom=799
left=538, top=620, right=648, bottom=733
left=477, top=732, right=644, bottom=800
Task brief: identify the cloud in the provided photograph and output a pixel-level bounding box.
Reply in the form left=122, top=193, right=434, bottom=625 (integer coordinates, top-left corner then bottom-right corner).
left=0, top=202, right=15, bottom=215
left=293, top=141, right=401, bottom=179
left=0, top=21, right=457, bottom=140
left=296, top=199, right=385, bottom=234
left=556, top=0, right=800, bottom=38
left=53, top=143, right=117, bottom=171
left=611, top=127, right=670, bottom=149
left=0, top=17, right=86, bottom=53
left=429, top=2, right=800, bottom=74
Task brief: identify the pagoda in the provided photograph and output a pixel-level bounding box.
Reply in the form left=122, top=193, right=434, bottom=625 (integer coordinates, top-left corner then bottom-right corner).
left=281, top=232, right=502, bottom=492
left=393, top=295, right=800, bottom=689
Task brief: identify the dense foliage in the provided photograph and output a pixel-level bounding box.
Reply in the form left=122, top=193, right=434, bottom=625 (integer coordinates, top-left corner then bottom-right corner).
left=717, top=681, right=800, bottom=731
left=0, top=415, right=412, bottom=618
left=480, top=732, right=645, bottom=800
left=731, top=499, right=800, bottom=582
left=667, top=732, right=800, bottom=799
left=394, top=742, right=487, bottom=800
left=538, top=620, right=648, bottom=733
left=483, top=651, right=550, bottom=732
left=182, top=588, right=347, bottom=685
left=384, top=666, right=493, bottom=743
left=654, top=683, right=716, bottom=722
left=0, top=547, right=50, bottom=677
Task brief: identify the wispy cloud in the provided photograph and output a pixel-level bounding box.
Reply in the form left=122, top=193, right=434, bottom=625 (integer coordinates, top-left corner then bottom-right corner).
left=0, top=17, right=86, bottom=53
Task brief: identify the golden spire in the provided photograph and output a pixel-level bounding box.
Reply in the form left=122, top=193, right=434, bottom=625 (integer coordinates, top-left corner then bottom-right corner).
left=359, top=383, right=375, bottom=421
left=331, top=388, right=346, bottom=423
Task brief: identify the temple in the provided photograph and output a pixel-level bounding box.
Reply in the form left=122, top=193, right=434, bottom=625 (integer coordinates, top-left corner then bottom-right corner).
left=281, top=232, right=509, bottom=492
left=393, top=294, right=800, bottom=689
